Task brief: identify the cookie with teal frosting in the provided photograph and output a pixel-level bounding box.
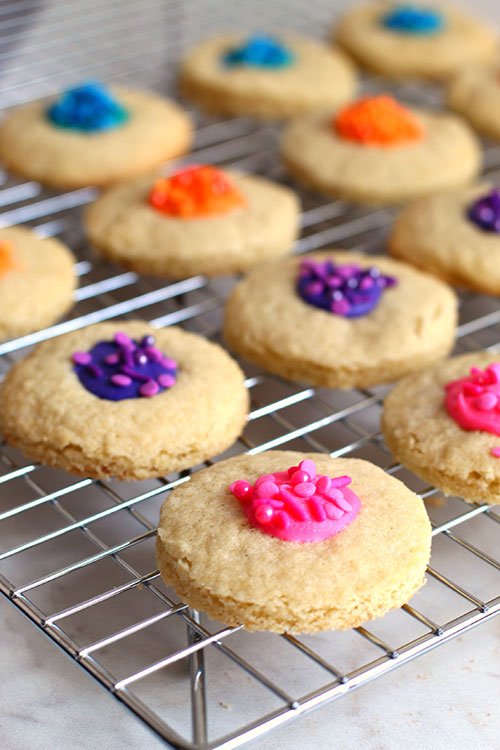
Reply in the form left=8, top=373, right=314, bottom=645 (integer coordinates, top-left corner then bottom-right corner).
left=335, top=2, right=496, bottom=80
left=0, top=83, right=192, bottom=188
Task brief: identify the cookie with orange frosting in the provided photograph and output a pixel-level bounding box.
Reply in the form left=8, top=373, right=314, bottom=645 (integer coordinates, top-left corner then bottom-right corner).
left=334, top=3, right=496, bottom=80
left=85, top=164, right=300, bottom=278
left=0, top=225, right=76, bottom=342
left=156, top=450, right=431, bottom=632
left=282, top=94, right=480, bottom=205
left=383, top=352, right=500, bottom=505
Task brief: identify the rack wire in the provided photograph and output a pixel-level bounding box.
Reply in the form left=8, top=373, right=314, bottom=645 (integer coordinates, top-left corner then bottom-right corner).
left=0, top=1, right=499, bottom=748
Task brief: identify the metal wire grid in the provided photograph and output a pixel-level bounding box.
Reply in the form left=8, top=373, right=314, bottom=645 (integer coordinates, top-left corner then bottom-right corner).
left=0, top=1, right=499, bottom=748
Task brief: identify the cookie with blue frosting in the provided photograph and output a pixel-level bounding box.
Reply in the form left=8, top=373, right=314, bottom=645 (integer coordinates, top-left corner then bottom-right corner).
left=180, top=33, right=357, bottom=120
left=334, top=3, right=496, bottom=80
left=0, top=83, right=192, bottom=188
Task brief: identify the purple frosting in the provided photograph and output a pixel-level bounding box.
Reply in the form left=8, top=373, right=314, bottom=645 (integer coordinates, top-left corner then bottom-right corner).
left=72, top=332, right=177, bottom=401
left=467, top=189, right=500, bottom=233
left=297, top=259, right=397, bottom=318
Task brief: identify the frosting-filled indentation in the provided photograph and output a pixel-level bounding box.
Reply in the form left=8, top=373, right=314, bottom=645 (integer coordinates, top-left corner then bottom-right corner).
left=149, top=165, right=246, bottom=218
left=297, top=258, right=397, bottom=317
left=381, top=5, right=444, bottom=35
left=222, top=34, right=295, bottom=69
left=334, top=95, right=424, bottom=146
left=230, top=459, right=361, bottom=542
left=47, top=81, right=130, bottom=132
left=72, top=332, right=177, bottom=401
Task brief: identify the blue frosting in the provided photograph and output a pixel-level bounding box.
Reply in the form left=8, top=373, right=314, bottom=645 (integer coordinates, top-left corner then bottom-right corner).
left=46, top=81, right=130, bottom=132
left=381, top=5, right=444, bottom=35
left=222, top=34, right=295, bottom=69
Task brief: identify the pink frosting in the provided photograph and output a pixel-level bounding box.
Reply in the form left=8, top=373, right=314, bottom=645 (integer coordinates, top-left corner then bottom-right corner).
left=445, top=363, right=500, bottom=437
left=229, top=459, right=361, bottom=543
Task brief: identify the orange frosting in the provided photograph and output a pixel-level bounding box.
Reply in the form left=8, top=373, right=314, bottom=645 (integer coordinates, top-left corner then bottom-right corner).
left=334, top=95, right=424, bottom=146
left=0, top=240, right=19, bottom=277
left=148, top=165, right=246, bottom=218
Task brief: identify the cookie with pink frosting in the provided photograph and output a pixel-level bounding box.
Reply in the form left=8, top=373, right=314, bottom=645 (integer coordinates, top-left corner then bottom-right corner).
left=383, top=351, right=500, bottom=505
left=156, top=450, right=431, bottom=632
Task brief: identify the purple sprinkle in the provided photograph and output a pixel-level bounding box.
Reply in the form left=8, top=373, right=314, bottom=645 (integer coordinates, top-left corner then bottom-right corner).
left=331, top=298, right=351, bottom=315
left=139, top=379, right=160, bottom=397
left=141, top=335, right=155, bottom=347
left=122, top=365, right=150, bottom=382
left=114, top=331, right=134, bottom=349
left=161, top=357, right=177, bottom=370
left=110, top=373, right=132, bottom=387
left=157, top=373, right=176, bottom=388
left=72, top=351, right=92, bottom=365
left=304, top=281, right=324, bottom=296
left=104, top=353, right=119, bottom=365
left=145, top=346, right=163, bottom=362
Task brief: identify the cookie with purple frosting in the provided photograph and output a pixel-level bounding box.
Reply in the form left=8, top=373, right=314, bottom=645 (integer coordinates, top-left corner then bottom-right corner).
left=390, top=184, right=500, bottom=295
left=224, top=250, right=457, bottom=388
left=0, top=322, right=249, bottom=480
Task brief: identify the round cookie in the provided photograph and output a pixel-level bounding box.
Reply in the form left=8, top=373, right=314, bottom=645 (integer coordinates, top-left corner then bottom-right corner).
left=0, top=87, right=192, bottom=188
left=389, top=184, right=500, bottom=295
left=382, top=352, right=500, bottom=505
left=85, top=168, right=300, bottom=278
left=0, top=321, right=249, bottom=480
left=156, top=450, right=432, bottom=633
left=281, top=104, right=481, bottom=205
left=223, top=250, right=457, bottom=389
left=179, top=33, right=357, bottom=120
left=0, top=225, right=76, bottom=341
left=448, top=64, right=500, bottom=139
left=334, top=3, right=496, bottom=80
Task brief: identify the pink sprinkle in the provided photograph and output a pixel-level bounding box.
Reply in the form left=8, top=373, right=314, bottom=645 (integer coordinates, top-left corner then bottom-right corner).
left=72, top=351, right=92, bottom=365
left=255, top=480, right=279, bottom=499
left=333, top=494, right=352, bottom=512
left=254, top=474, right=275, bottom=488
left=330, top=475, right=352, bottom=488
left=255, top=505, right=274, bottom=525
left=316, top=475, right=332, bottom=493
left=157, top=373, right=176, bottom=388
left=110, top=374, right=132, bottom=387
left=463, top=381, right=482, bottom=396
left=325, top=487, right=344, bottom=502
left=287, top=465, right=299, bottom=477
left=139, top=380, right=160, bottom=397
left=476, top=392, right=498, bottom=411
left=104, top=353, right=119, bottom=365
left=290, top=470, right=310, bottom=486
left=489, top=364, right=500, bottom=384
left=299, top=459, right=316, bottom=479
left=294, top=482, right=316, bottom=497
left=324, top=502, right=344, bottom=520
left=230, top=480, right=252, bottom=500
left=491, top=447, right=500, bottom=458
left=274, top=511, right=291, bottom=530
left=309, top=497, right=327, bottom=522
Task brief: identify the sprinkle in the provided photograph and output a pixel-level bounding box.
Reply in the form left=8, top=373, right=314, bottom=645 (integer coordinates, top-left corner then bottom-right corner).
left=72, top=351, right=92, bottom=365
left=110, top=374, right=132, bottom=387
left=157, top=373, right=176, bottom=388
left=139, top=380, right=160, bottom=397
left=255, top=505, right=274, bottom=524
left=468, top=189, right=500, bottom=234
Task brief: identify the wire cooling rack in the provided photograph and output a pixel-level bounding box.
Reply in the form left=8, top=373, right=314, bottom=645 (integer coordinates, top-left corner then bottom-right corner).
left=0, top=1, right=499, bottom=748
